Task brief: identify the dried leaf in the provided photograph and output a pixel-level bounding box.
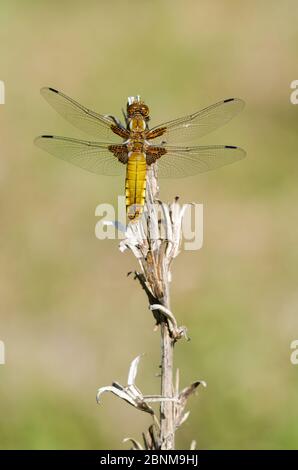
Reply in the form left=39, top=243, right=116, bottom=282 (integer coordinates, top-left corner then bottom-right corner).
left=96, top=386, right=136, bottom=407
left=127, top=355, right=142, bottom=386
left=179, top=381, right=201, bottom=405
left=178, top=410, right=190, bottom=427
left=190, top=440, right=197, bottom=450
left=123, top=437, right=143, bottom=450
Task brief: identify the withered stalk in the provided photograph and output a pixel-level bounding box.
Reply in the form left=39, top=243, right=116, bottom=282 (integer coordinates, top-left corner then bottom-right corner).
left=97, top=114, right=205, bottom=451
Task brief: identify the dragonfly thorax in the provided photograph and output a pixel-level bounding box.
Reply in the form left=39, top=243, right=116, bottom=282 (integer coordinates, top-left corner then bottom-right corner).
left=128, top=114, right=146, bottom=131
left=127, top=140, right=146, bottom=153
left=126, top=96, right=149, bottom=136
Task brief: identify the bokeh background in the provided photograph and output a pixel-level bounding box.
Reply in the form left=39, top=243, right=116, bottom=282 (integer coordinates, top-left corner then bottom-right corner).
left=0, top=0, right=298, bottom=449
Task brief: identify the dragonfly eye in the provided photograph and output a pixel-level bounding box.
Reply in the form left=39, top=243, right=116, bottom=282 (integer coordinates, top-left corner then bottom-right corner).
left=141, top=105, right=149, bottom=117
left=127, top=101, right=149, bottom=118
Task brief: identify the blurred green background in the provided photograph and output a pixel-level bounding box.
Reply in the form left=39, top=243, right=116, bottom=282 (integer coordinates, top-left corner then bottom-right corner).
left=0, top=0, right=298, bottom=449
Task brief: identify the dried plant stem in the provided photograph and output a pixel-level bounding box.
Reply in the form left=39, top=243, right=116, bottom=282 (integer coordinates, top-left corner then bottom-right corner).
left=160, top=319, right=175, bottom=449
left=98, top=119, right=205, bottom=449
left=149, top=167, right=175, bottom=449
left=144, top=166, right=176, bottom=449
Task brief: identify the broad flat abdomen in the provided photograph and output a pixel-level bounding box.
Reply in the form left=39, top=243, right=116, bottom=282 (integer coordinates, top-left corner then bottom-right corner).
left=125, top=151, right=147, bottom=221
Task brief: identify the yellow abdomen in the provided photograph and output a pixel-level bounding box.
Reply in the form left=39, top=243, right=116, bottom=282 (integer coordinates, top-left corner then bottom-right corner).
left=125, top=151, right=147, bottom=221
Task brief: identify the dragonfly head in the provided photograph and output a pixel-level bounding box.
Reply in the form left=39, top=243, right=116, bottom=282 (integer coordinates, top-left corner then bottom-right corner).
left=127, top=95, right=150, bottom=119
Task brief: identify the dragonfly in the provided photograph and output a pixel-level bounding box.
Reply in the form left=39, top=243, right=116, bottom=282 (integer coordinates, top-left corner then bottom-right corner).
left=35, top=88, right=246, bottom=221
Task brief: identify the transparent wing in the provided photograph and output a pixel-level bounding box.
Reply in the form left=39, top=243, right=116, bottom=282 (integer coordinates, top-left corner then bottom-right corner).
left=149, top=98, right=245, bottom=144
left=40, top=87, right=122, bottom=142
left=154, top=145, right=246, bottom=178
left=35, top=135, right=126, bottom=176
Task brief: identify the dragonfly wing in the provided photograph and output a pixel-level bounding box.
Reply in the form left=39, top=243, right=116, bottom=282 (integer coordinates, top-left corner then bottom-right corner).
left=148, top=98, right=245, bottom=144
left=40, top=87, right=123, bottom=142
left=150, top=144, right=246, bottom=178
left=35, top=135, right=126, bottom=176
